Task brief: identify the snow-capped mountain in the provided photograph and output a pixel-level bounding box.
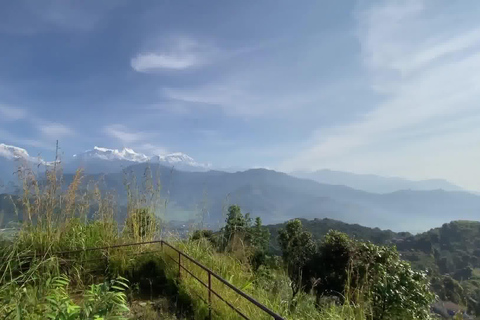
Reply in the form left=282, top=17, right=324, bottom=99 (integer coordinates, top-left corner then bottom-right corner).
left=151, top=152, right=211, bottom=171
left=66, top=146, right=210, bottom=174
left=0, top=143, right=53, bottom=192
left=73, top=146, right=149, bottom=162
left=1, top=143, right=37, bottom=162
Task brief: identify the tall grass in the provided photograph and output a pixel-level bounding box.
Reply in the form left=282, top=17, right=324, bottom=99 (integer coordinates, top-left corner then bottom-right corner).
left=152, top=235, right=376, bottom=320
left=0, top=159, right=387, bottom=320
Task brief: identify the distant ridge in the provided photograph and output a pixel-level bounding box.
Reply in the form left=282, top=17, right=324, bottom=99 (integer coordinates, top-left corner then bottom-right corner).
left=292, top=169, right=464, bottom=193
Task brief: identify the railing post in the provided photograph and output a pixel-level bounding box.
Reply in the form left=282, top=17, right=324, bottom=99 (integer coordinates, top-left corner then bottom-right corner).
left=208, top=270, right=212, bottom=320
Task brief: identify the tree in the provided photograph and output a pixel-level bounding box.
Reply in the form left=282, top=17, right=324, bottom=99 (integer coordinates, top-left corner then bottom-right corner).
left=248, top=217, right=270, bottom=270
left=223, top=205, right=250, bottom=248
left=351, top=241, right=434, bottom=320
left=249, top=217, right=270, bottom=252
left=311, top=231, right=434, bottom=320
left=315, top=230, right=354, bottom=300
left=278, top=219, right=316, bottom=299
left=221, top=206, right=271, bottom=269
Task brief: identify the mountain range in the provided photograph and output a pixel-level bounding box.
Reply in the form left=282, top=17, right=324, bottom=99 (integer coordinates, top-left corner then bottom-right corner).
left=1, top=143, right=479, bottom=233
left=292, top=169, right=464, bottom=193
left=64, top=146, right=212, bottom=174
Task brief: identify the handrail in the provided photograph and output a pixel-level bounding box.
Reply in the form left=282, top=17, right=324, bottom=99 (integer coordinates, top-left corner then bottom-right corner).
left=21, top=240, right=286, bottom=320
left=160, top=240, right=285, bottom=320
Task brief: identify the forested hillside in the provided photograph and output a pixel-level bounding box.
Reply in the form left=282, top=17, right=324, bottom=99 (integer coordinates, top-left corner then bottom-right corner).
left=267, top=218, right=480, bottom=316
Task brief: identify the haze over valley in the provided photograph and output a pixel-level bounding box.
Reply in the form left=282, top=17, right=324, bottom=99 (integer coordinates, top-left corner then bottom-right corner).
left=1, top=143, right=478, bottom=233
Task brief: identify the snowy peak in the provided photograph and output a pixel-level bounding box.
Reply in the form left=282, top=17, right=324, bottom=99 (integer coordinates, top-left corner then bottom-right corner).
left=1, top=143, right=211, bottom=173
left=73, top=147, right=210, bottom=171
left=0, top=143, right=31, bottom=160
left=152, top=152, right=195, bottom=163
left=151, top=152, right=211, bottom=171
left=0, top=143, right=54, bottom=168
left=74, top=146, right=149, bottom=163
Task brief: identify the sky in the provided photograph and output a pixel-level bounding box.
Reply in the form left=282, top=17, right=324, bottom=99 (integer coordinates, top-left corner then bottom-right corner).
left=2, top=0, right=480, bottom=190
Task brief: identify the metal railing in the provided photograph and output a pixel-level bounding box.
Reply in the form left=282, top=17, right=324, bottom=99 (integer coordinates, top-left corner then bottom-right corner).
left=20, top=240, right=286, bottom=320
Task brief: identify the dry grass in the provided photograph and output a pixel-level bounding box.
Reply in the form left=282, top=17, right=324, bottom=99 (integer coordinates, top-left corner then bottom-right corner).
left=0, top=157, right=384, bottom=320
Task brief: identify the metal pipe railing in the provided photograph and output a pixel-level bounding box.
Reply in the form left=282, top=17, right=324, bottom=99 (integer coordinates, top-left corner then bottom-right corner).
left=18, top=239, right=286, bottom=320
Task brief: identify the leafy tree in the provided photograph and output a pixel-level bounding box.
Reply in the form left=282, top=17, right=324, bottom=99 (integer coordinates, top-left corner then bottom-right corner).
left=249, top=217, right=270, bottom=251
left=222, top=205, right=250, bottom=248
left=351, top=241, right=434, bottom=320
left=248, top=217, right=270, bottom=270
left=315, top=230, right=354, bottom=300
left=221, top=205, right=270, bottom=269
left=278, top=219, right=316, bottom=299
left=302, top=230, right=434, bottom=320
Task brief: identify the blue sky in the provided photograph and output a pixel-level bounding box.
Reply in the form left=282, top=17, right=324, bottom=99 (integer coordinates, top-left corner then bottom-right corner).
left=2, top=0, right=480, bottom=190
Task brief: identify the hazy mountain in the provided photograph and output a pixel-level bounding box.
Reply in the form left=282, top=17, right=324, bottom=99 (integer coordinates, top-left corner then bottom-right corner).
left=64, top=146, right=211, bottom=174
left=292, top=169, right=464, bottom=193
left=2, top=144, right=479, bottom=233
left=53, top=163, right=480, bottom=232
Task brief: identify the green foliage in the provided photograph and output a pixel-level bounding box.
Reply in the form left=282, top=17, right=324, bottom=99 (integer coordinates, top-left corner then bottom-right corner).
left=124, top=208, right=157, bottom=241
left=0, top=273, right=129, bottom=320
left=318, top=232, right=434, bottom=320
left=350, top=241, right=434, bottom=320
left=267, top=218, right=402, bottom=255
left=315, top=230, right=354, bottom=299
left=277, top=225, right=434, bottom=320
left=250, top=217, right=270, bottom=252
left=222, top=205, right=250, bottom=248
left=219, top=205, right=270, bottom=269
left=190, top=229, right=214, bottom=241
left=0, top=163, right=450, bottom=320
left=431, top=275, right=465, bottom=304
left=278, top=219, right=317, bottom=298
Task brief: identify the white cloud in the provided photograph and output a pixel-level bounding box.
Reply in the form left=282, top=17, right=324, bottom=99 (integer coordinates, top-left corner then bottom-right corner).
left=281, top=0, right=480, bottom=190
left=132, top=53, right=198, bottom=71
left=131, top=37, right=216, bottom=72
left=136, top=143, right=168, bottom=156
left=104, top=124, right=147, bottom=144
left=162, top=80, right=330, bottom=117
left=0, top=1, right=121, bottom=35
left=0, top=105, right=26, bottom=121
left=39, top=122, right=74, bottom=138
left=103, top=125, right=168, bottom=157
left=0, top=128, right=56, bottom=151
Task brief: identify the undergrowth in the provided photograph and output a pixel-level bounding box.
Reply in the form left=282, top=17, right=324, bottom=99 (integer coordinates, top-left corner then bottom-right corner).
left=0, top=158, right=432, bottom=320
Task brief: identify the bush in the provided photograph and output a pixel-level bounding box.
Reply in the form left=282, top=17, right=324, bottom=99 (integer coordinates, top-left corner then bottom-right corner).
left=0, top=272, right=129, bottom=319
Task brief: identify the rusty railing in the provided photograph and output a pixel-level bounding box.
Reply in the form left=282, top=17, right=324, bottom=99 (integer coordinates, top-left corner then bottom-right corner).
left=20, top=240, right=286, bottom=320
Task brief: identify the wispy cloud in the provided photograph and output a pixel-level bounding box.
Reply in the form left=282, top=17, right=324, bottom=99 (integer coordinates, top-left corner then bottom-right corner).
left=0, top=1, right=121, bottom=35
left=0, top=105, right=26, bottom=121
left=104, top=124, right=167, bottom=156
left=38, top=122, right=74, bottom=138
left=131, top=36, right=218, bottom=72
left=0, top=128, right=56, bottom=151
left=136, top=143, right=168, bottom=156
left=104, top=124, right=147, bottom=144
left=162, top=79, right=329, bottom=118
left=131, top=53, right=198, bottom=71
left=281, top=0, right=480, bottom=189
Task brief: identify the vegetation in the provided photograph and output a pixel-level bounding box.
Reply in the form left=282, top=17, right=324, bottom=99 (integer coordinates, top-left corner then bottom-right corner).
left=277, top=220, right=434, bottom=320
left=269, top=217, right=480, bottom=318
left=0, top=160, right=476, bottom=319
